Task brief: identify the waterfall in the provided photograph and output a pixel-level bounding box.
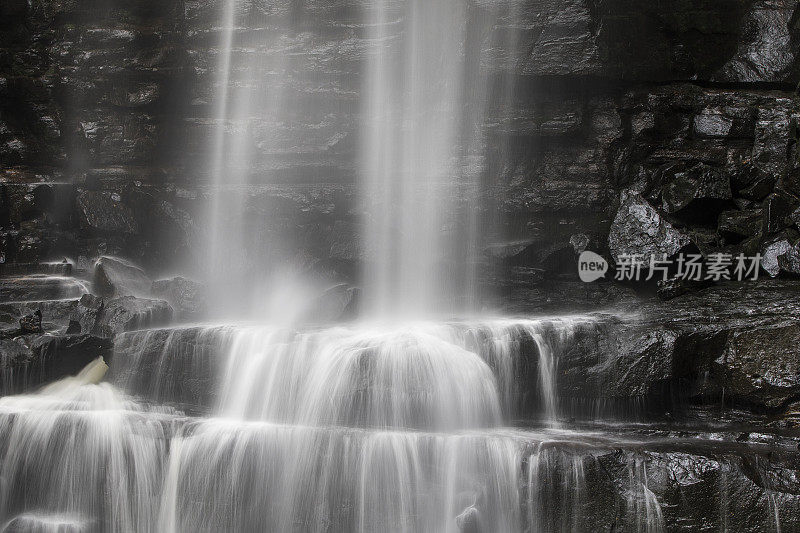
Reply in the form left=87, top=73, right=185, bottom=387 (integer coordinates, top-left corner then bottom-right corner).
left=362, top=0, right=486, bottom=318
left=0, top=2, right=796, bottom=532
left=110, top=317, right=593, bottom=426
left=202, top=0, right=316, bottom=322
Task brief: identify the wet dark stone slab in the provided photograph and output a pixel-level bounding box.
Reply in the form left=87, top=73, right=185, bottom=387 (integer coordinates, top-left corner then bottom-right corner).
left=0, top=333, right=112, bottom=395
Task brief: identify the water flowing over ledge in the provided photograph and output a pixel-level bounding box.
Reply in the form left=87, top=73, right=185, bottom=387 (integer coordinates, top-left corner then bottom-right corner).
left=110, top=316, right=599, bottom=427
left=1, top=316, right=798, bottom=532
left=1, top=380, right=796, bottom=532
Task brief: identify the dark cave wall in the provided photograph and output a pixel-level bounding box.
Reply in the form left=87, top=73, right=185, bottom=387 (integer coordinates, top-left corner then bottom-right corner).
left=0, top=0, right=799, bottom=277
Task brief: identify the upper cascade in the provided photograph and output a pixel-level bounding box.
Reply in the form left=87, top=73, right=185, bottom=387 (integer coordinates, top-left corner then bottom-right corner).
left=111, top=317, right=593, bottom=430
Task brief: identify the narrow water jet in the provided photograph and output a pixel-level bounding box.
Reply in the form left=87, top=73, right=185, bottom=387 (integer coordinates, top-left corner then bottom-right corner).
left=362, top=0, right=490, bottom=318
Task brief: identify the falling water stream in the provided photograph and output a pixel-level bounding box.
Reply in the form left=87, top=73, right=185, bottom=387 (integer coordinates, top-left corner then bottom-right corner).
left=0, top=1, right=796, bottom=532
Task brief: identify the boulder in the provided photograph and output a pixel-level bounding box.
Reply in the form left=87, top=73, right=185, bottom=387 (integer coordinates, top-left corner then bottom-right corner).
left=661, top=163, right=732, bottom=221
left=777, top=243, right=800, bottom=274
left=762, top=191, right=799, bottom=235
left=100, top=297, right=172, bottom=336
left=68, top=294, right=106, bottom=335
left=608, top=193, right=690, bottom=263
left=93, top=256, right=152, bottom=297
left=713, top=324, right=800, bottom=409
left=455, top=506, right=481, bottom=533
left=151, top=277, right=205, bottom=320
left=714, top=0, right=799, bottom=83
left=760, top=239, right=793, bottom=277
left=68, top=293, right=172, bottom=337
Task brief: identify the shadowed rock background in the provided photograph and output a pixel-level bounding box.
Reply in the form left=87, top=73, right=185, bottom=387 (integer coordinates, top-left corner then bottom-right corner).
left=0, top=0, right=798, bottom=281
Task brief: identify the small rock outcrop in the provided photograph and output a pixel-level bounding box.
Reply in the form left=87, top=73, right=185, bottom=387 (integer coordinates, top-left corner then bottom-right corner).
left=608, top=193, right=690, bottom=264
left=93, top=256, right=152, bottom=298
left=0, top=333, right=113, bottom=394
left=69, top=293, right=172, bottom=337
left=715, top=323, right=800, bottom=409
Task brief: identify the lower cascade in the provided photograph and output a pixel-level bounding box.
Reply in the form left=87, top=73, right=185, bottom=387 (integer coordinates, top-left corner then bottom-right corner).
left=1, top=317, right=797, bottom=532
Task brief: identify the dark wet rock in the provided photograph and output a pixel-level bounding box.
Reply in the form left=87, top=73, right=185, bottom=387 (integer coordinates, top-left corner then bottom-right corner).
left=0, top=334, right=112, bottom=394
left=527, top=435, right=800, bottom=532
left=18, top=310, right=41, bottom=334
left=714, top=324, right=800, bottom=409
left=497, top=276, right=637, bottom=314
left=718, top=209, right=764, bottom=243
left=68, top=294, right=105, bottom=336
left=662, top=163, right=733, bottom=222
left=791, top=207, right=800, bottom=230
left=110, top=327, right=225, bottom=411
left=714, top=0, right=800, bottom=84
left=68, top=293, right=171, bottom=337
left=608, top=193, right=690, bottom=263
left=0, top=276, right=88, bottom=301
left=553, top=280, right=800, bottom=415
left=0, top=262, right=72, bottom=277
left=601, top=328, right=679, bottom=399
left=0, top=337, right=33, bottom=392
left=151, top=276, right=205, bottom=320
left=93, top=256, right=152, bottom=297
left=693, top=111, right=734, bottom=138
left=763, top=191, right=800, bottom=235
left=0, top=299, right=79, bottom=331
left=100, top=296, right=172, bottom=336
left=121, top=187, right=198, bottom=262
left=657, top=277, right=713, bottom=301
left=484, top=240, right=536, bottom=260
left=76, top=190, right=138, bottom=235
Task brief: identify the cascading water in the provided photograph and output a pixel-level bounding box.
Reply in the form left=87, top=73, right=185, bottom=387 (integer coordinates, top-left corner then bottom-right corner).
left=1, top=1, right=798, bottom=533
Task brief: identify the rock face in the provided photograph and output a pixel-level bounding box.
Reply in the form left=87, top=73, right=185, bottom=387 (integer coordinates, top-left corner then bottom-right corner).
left=608, top=194, right=690, bottom=263
left=0, top=333, right=113, bottom=394
left=718, top=324, right=800, bottom=408
left=553, top=280, right=800, bottom=416
left=0, top=0, right=797, bottom=281
left=69, top=293, right=172, bottom=337
left=661, top=163, right=733, bottom=220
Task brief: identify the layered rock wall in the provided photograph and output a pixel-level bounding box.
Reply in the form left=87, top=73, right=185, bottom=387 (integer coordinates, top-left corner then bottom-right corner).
left=0, top=0, right=799, bottom=278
